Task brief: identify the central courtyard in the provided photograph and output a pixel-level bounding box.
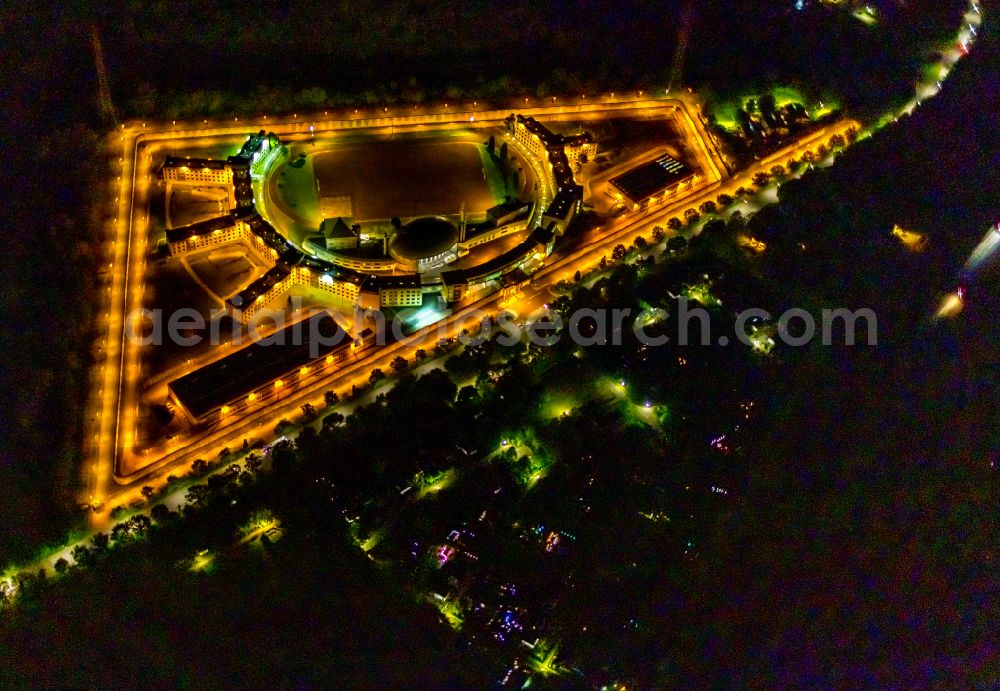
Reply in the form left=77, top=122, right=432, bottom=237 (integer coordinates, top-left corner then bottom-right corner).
left=312, top=137, right=500, bottom=221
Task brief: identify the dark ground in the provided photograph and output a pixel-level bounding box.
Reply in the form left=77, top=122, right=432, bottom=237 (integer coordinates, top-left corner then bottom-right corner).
left=313, top=139, right=494, bottom=221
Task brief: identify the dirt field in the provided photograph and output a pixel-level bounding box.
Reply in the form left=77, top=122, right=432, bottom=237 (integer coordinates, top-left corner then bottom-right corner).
left=312, top=139, right=495, bottom=221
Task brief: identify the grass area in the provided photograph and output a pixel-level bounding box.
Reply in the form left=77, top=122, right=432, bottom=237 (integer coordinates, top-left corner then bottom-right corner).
left=274, top=154, right=322, bottom=226
left=478, top=145, right=509, bottom=203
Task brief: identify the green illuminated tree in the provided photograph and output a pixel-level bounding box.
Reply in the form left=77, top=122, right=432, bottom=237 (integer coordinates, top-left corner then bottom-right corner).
left=322, top=412, right=345, bottom=430
left=369, top=368, right=386, bottom=384
left=324, top=390, right=339, bottom=407
left=70, top=544, right=96, bottom=569
left=92, top=532, right=110, bottom=552
left=390, top=355, right=408, bottom=374
left=759, top=93, right=777, bottom=128
left=666, top=235, right=688, bottom=252
left=110, top=523, right=130, bottom=543
left=456, top=385, right=479, bottom=410
left=611, top=244, right=627, bottom=262
left=185, top=484, right=211, bottom=508
left=727, top=210, right=746, bottom=232
left=301, top=403, right=318, bottom=421
left=274, top=419, right=293, bottom=437
left=244, top=453, right=263, bottom=474
left=736, top=108, right=754, bottom=139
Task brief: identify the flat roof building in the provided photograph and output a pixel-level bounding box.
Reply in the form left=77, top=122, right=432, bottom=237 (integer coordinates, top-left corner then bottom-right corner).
left=168, top=312, right=351, bottom=425
left=358, top=274, right=425, bottom=309
left=608, top=153, right=695, bottom=210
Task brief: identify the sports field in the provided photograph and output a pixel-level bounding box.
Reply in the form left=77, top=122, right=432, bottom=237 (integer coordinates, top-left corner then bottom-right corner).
left=312, top=139, right=496, bottom=221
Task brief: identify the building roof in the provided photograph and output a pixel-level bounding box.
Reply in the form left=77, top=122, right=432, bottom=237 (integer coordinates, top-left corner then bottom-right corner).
left=228, top=262, right=293, bottom=312
left=506, top=114, right=594, bottom=150
left=544, top=186, right=583, bottom=221
left=295, top=254, right=365, bottom=285
left=232, top=130, right=272, bottom=164
left=609, top=153, right=692, bottom=204
left=465, top=225, right=553, bottom=283
left=486, top=199, right=530, bottom=221
left=360, top=274, right=422, bottom=293
left=168, top=313, right=350, bottom=419
left=166, top=213, right=236, bottom=244
left=163, top=156, right=229, bottom=171
left=440, top=268, right=469, bottom=286
left=244, top=212, right=294, bottom=255
left=321, top=217, right=356, bottom=239
left=505, top=113, right=585, bottom=219
left=389, top=217, right=459, bottom=261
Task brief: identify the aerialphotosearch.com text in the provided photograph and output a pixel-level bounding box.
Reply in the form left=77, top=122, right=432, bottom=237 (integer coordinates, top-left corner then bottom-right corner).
left=125, top=298, right=877, bottom=356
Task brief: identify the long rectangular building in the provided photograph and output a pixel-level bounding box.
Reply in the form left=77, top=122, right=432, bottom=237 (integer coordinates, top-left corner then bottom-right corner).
left=167, top=312, right=352, bottom=425
left=608, top=153, right=696, bottom=210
